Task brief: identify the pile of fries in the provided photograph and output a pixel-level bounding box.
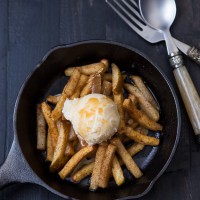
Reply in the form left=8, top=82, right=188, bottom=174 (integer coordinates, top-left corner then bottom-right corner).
left=36, top=59, right=163, bottom=191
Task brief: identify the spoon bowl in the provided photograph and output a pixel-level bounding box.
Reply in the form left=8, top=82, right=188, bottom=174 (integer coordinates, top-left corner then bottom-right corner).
left=139, top=0, right=178, bottom=54
left=139, top=0, right=176, bottom=31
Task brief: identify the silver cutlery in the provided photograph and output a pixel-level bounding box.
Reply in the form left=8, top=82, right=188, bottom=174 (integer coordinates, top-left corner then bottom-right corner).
left=106, top=0, right=200, bottom=65
left=106, top=0, right=200, bottom=142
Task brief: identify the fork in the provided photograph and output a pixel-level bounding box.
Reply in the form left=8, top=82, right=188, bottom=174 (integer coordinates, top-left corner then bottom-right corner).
left=106, top=0, right=200, bottom=65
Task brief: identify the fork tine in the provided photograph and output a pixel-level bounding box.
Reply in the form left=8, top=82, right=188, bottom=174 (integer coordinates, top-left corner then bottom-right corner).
left=121, top=0, right=143, bottom=20
left=129, top=0, right=138, bottom=8
left=113, top=0, right=145, bottom=29
left=106, top=0, right=143, bottom=34
left=106, top=0, right=164, bottom=43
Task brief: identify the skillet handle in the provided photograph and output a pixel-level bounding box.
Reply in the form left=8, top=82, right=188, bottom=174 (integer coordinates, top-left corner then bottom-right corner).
left=169, top=52, right=200, bottom=143
left=0, top=138, right=40, bottom=190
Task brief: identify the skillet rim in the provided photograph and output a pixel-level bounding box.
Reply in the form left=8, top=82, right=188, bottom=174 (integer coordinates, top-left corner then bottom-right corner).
left=13, top=40, right=181, bottom=199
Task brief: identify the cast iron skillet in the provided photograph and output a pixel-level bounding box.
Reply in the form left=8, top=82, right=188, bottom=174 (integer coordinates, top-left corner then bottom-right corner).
left=0, top=41, right=181, bottom=199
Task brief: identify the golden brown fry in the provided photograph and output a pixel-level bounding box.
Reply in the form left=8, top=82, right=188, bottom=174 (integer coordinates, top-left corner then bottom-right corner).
left=64, top=62, right=106, bottom=76
left=128, top=94, right=137, bottom=105
left=70, top=74, right=89, bottom=99
left=91, top=74, right=102, bottom=94
left=80, top=67, right=106, bottom=97
left=46, top=95, right=61, bottom=104
left=63, top=68, right=81, bottom=97
left=135, top=126, right=148, bottom=135
left=111, top=137, right=143, bottom=179
left=56, top=119, right=61, bottom=130
left=41, top=102, right=59, bottom=149
left=98, top=144, right=117, bottom=188
left=80, top=80, right=92, bottom=97
left=50, top=121, right=71, bottom=172
left=71, top=141, right=145, bottom=183
left=123, top=99, right=163, bottom=131
left=36, top=104, right=46, bottom=150
left=124, top=84, right=159, bottom=121
left=80, top=73, right=96, bottom=97
left=46, top=129, right=54, bottom=162
left=52, top=68, right=81, bottom=121
left=127, top=118, right=138, bottom=129
left=90, top=145, right=107, bottom=191
left=118, top=127, right=148, bottom=165
left=112, top=156, right=125, bottom=186
left=125, top=127, right=159, bottom=146
left=112, top=63, right=123, bottom=95
left=114, top=93, right=125, bottom=132
left=101, top=80, right=112, bottom=96
left=59, top=145, right=97, bottom=179
left=100, top=59, right=109, bottom=69
left=127, top=143, right=145, bottom=158
left=131, top=75, right=159, bottom=110
left=71, top=162, right=95, bottom=183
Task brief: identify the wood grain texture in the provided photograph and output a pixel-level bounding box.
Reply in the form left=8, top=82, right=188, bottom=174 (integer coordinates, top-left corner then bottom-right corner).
left=173, top=66, right=200, bottom=135
left=0, top=0, right=200, bottom=199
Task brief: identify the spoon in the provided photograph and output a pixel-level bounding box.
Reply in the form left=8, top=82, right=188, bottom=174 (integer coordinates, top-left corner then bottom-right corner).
left=139, top=0, right=200, bottom=143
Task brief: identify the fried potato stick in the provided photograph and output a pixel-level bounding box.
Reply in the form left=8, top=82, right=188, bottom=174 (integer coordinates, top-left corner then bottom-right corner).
left=131, top=75, right=159, bottom=110
left=80, top=79, right=92, bottom=97
left=127, top=143, right=145, bottom=158
left=90, top=145, right=107, bottom=191
left=127, top=118, right=138, bottom=129
left=101, top=80, right=112, bottom=96
left=112, top=63, right=123, bottom=95
left=46, top=129, right=54, bottom=162
left=128, top=94, right=137, bottom=105
left=114, top=93, right=125, bottom=132
left=111, top=137, right=143, bottom=179
left=64, top=62, right=107, bottom=76
left=118, top=127, right=148, bottom=165
left=135, top=126, right=148, bottom=135
left=100, top=59, right=109, bottom=69
left=41, top=102, right=59, bottom=149
left=91, top=74, right=102, bottom=94
left=112, top=156, right=125, bottom=186
left=124, top=84, right=159, bottom=121
left=71, top=141, right=146, bottom=182
left=50, top=121, right=71, bottom=172
left=36, top=104, right=46, bottom=150
left=52, top=69, right=81, bottom=121
left=123, top=99, right=163, bottom=131
left=59, top=146, right=97, bottom=179
left=124, top=127, right=159, bottom=146
left=80, top=67, right=105, bottom=97
left=70, top=74, right=89, bottom=99
left=71, top=162, right=95, bottom=183
left=98, top=144, right=117, bottom=188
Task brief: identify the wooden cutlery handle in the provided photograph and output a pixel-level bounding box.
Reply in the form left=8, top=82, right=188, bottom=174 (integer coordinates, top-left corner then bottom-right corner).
left=173, top=65, right=200, bottom=141
left=188, top=46, right=200, bottom=65
left=169, top=52, right=200, bottom=143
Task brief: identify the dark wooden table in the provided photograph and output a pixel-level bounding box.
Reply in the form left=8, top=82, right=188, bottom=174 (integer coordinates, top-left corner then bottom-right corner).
left=0, top=0, right=200, bottom=199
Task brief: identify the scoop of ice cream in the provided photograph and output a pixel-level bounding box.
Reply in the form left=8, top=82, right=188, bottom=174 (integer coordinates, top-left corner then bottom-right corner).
left=62, top=94, right=120, bottom=145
